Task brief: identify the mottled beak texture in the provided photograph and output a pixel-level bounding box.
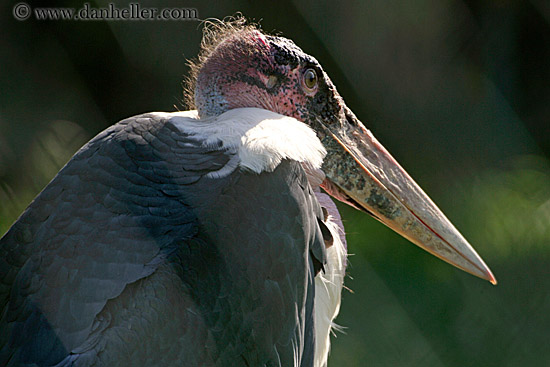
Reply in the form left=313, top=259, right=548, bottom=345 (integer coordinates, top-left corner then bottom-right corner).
left=317, top=107, right=496, bottom=284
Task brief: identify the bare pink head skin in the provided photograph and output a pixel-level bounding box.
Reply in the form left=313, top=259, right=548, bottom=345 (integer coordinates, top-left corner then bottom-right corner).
left=195, top=29, right=341, bottom=123
left=192, top=26, right=496, bottom=284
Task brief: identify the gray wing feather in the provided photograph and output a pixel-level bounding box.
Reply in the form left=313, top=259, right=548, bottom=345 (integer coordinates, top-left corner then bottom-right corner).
left=0, top=113, right=327, bottom=367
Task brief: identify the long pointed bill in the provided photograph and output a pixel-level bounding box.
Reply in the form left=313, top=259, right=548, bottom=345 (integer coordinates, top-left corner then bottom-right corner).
left=317, top=108, right=496, bottom=284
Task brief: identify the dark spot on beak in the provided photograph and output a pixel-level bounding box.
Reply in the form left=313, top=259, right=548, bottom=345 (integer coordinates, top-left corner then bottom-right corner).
left=366, top=188, right=401, bottom=220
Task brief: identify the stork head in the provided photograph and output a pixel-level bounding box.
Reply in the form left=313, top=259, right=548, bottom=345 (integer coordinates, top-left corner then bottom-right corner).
left=187, top=20, right=496, bottom=284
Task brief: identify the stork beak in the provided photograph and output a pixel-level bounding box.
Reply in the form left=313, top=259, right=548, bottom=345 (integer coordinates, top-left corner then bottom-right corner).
left=317, top=106, right=496, bottom=284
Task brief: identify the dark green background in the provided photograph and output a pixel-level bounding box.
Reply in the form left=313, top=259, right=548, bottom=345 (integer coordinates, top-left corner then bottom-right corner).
left=1, top=1, right=549, bottom=366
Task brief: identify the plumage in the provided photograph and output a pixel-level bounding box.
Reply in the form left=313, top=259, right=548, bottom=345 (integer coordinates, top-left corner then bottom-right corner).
left=0, top=109, right=336, bottom=366
left=1, top=17, right=495, bottom=367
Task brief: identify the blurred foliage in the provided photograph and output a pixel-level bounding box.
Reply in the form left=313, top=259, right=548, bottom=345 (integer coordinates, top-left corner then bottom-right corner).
left=458, top=155, right=550, bottom=258
left=1, top=0, right=549, bottom=366
left=0, top=120, right=90, bottom=233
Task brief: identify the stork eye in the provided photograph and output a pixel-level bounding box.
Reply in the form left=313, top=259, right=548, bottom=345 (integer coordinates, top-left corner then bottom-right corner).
left=303, top=68, right=318, bottom=91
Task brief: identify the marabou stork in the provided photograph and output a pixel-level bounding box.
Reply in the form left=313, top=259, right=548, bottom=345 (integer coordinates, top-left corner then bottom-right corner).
left=0, top=20, right=495, bottom=367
